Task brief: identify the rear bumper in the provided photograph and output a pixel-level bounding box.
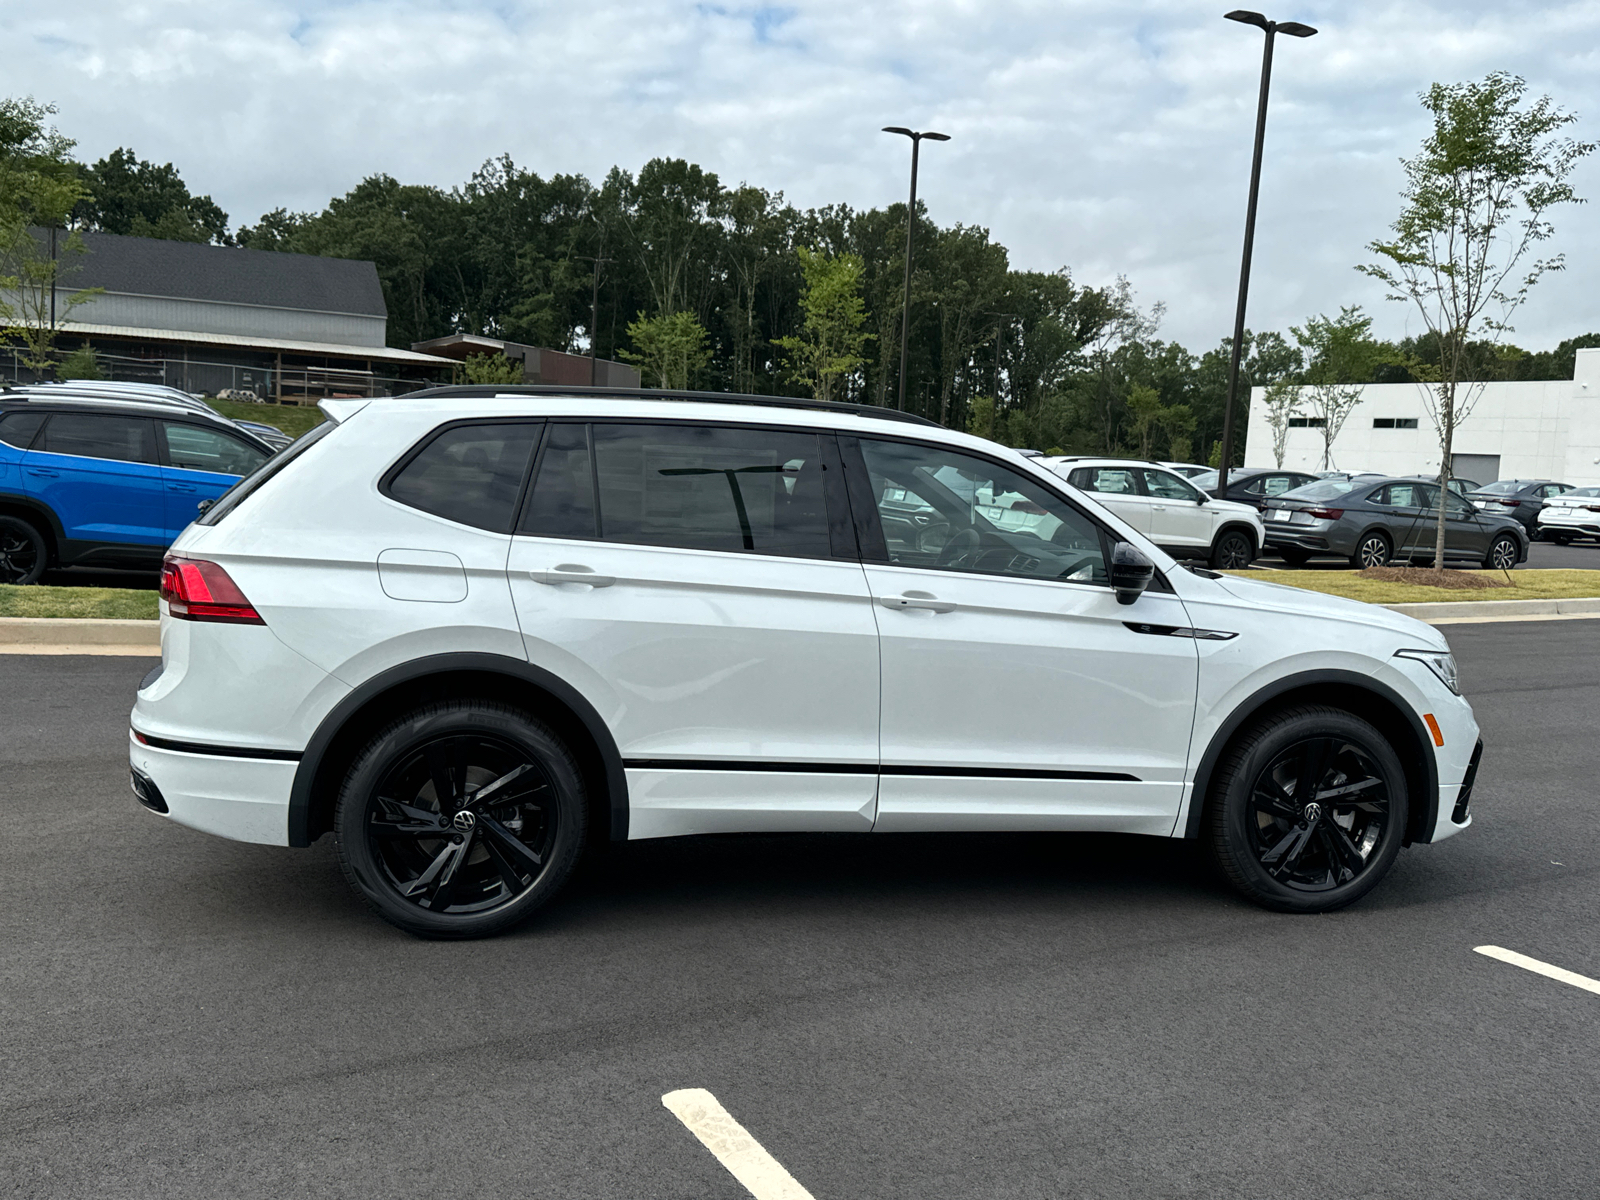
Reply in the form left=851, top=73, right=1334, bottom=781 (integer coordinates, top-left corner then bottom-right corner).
left=128, top=729, right=297, bottom=845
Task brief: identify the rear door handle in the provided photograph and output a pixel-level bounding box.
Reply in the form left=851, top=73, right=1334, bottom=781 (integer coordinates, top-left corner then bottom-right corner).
left=26, top=468, right=57, bottom=478
left=168, top=483, right=197, bottom=493
left=531, top=565, right=616, bottom=588
left=878, top=592, right=957, bottom=613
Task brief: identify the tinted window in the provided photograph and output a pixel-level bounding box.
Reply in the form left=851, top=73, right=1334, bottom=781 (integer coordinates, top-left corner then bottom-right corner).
left=1443, top=491, right=1477, bottom=519
left=163, top=422, right=268, bottom=476
left=1476, top=480, right=1522, bottom=494
left=1261, top=475, right=1299, bottom=497
left=1283, top=480, right=1353, bottom=502
left=1141, top=468, right=1202, bottom=501
left=861, top=439, right=1108, bottom=585
left=1375, top=483, right=1425, bottom=507
left=0, top=411, right=44, bottom=449
left=587, top=423, right=832, bottom=558
left=387, top=422, right=539, bottom=532
left=1069, top=466, right=1139, bottom=495
left=520, top=423, right=597, bottom=539
left=38, top=413, right=156, bottom=464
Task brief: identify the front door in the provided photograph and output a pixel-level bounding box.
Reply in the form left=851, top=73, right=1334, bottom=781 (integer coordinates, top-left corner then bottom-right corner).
left=505, top=420, right=881, bottom=839
left=849, top=437, right=1199, bottom=835
left=158, top=420, right=271, bottom=538
left=1065, top=464, right=1151, bottom=533
left=21, top=412, right=166, bottom=550
left=1141, top=467, right=1213, bottom=551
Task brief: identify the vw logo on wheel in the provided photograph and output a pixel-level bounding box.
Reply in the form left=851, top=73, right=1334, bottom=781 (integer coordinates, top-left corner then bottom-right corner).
left=1302, top=802, right=1323, bottom=823
left=452, top=809, right=477, bottom=832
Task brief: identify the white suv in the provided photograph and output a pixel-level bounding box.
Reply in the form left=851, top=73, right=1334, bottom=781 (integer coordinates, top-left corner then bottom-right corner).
left=129, top=388, right=1481, bottom=938
left=1043, top=457, right=1265, bottom=570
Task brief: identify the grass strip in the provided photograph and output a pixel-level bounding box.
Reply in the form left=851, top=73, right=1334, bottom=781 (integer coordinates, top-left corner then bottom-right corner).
left=207, top=398, right=327, bottom=439
left=0, top=584, right=159, bottom=620
left=1224, top=568, right=1600, bottom=605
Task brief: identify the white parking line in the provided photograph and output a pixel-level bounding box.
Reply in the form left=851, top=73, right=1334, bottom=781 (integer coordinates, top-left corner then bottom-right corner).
left=662, top=1088, right=816, bottom=1200
left=1475, top=945, right=1600, bottom=996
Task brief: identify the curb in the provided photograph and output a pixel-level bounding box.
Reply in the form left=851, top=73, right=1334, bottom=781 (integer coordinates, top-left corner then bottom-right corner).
left=0, top=617, right=159, bottom=653
left=1382, top=597, right=1600, bottom=619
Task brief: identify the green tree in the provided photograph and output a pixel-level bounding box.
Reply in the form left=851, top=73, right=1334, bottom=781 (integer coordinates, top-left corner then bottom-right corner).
left=75, top=148, right=230, bottom=243
left=621, top=310, right=711, bottom=388
left=1260, top=378, right=1299, bottom=468
left=457, top=352, right=524, bottom=384
left=772, top=246, right=871, bottom=402
left=1125, top=384, right=1164, bottom=458
left=57, top=340, right=101, bottom=380
left=1360, top=71, right=1594, bottom=567
left=1292, top=307, right=1381, bottom=468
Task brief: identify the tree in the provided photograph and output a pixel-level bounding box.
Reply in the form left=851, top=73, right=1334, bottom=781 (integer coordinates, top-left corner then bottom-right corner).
left=1293, top=307, right=1380, bottom=468
left=772, top=247, right=871, bottom=402
left=0, top=98, right=97, bottom=377
left=57, top=340, right=101, bottom=380
left=1162, top=403, right=1196, bottom=464
left=1125, top=384, right=1164, bottom=458
left=75, top=148, right=230, bottom=244
left=1261, top=378, right=1298, bottom=467
left=458, top=352, right=523, bottom=384
left=621, top=310, right=711, bottom=388
left=1359, top=72, right=1594, bottom=568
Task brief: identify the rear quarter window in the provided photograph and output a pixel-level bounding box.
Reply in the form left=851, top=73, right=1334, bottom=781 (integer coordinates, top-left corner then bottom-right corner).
left=384, top=422, right=541, bottom=533
left=0, top=411, right=45, bottom=448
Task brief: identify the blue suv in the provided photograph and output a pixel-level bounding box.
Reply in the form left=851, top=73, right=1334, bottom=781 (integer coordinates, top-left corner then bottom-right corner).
left=0, top=396, right=274, bottom=584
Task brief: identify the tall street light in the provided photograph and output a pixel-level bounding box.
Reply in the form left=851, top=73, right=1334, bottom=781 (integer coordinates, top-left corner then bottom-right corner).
left=883, top=126, right=950, bottom=411
left=1216, top=10, right=1316, bottom=493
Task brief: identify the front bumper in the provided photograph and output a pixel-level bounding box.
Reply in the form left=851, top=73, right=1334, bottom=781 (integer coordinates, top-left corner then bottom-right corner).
left=129, top=730, right=297, bottom=845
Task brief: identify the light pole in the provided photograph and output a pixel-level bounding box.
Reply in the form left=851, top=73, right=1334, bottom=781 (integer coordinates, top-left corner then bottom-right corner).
left=577, top=254, right=611, bottom=386
left=1216, top=10, right=1316, bottom=493
left=883, top=126, right=949, bottom=411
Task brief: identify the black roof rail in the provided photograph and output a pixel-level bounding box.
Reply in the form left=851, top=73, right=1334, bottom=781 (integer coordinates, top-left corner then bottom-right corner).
left=396, top=383, right=942, bottom=427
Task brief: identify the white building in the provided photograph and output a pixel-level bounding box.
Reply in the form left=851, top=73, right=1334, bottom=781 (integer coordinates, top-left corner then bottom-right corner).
left=1246, top=347, right=1600, bottom=486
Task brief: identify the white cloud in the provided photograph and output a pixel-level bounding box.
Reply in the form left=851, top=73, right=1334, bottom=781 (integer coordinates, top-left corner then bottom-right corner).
left=8, top=0, right=1600, bottom=350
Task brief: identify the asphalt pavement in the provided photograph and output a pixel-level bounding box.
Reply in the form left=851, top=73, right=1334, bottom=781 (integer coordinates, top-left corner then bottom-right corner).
left=3, top=624, right=1598, bottom=1199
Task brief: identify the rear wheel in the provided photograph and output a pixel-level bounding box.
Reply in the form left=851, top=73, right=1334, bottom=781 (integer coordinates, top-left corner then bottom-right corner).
left=334, top=700, right=588, bottom=939
left=1209, top=528, right=1255, bottom=570
left=0, top=516, right=46, bottom=585
left=1350, top=531, right=1391, bottom=569
left=1484, top=534, right=1519, bottom=571
left=1549, top=532, right=1572, bottom=546
left=1205, top=706, right=1408, bottom=913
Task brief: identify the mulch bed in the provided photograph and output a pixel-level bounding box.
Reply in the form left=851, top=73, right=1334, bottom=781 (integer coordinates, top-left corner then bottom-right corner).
left=1357, top=566, right=1511, bottom=590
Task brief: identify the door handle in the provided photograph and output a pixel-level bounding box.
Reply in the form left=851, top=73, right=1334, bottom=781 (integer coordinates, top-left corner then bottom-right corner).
left=168, top=483, right=197, bottom=493
left=878, top=592, right=957, bottom=613
left=531, top=565, right=616, bottom=588
left=1152, top=504, right=1167, bottom=511
left=26, top=468, right=58, bottom=478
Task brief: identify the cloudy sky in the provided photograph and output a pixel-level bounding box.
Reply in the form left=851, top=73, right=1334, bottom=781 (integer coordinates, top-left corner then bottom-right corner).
left=7, top=0, right=1600, bottom=351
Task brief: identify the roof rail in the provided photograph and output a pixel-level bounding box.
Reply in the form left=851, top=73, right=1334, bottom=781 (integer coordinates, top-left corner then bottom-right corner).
left=398, top=384, right=942, bottom=427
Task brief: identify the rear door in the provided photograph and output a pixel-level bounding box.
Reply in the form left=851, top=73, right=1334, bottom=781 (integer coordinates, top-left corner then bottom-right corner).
left=1370, top=482, right=1427, bottom=555
left=158, top=420, right=271, bottom=537
left=21, top=412, right=165, bottom=547
left=505, top=420, right=881, bottom=839
left=852, top=436, right=1198, bottom=835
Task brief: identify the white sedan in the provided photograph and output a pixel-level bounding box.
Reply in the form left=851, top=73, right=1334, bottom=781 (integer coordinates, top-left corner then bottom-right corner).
left=1536, top=487, right=1600, bottom=543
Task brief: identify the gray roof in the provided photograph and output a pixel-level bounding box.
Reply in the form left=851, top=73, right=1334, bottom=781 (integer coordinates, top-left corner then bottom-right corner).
left=54, top=230, right=386, bottom=318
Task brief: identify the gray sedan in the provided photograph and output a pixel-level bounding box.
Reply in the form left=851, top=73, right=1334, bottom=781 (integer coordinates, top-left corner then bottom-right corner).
left=1262, top=477, right=1529, bottom=569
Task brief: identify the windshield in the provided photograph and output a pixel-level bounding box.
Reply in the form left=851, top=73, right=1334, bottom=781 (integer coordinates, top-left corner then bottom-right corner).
left=1475, top=479, right=1522, bottom=494
left=1561, top=486, right=1600, bottom=498
left=196, top=420, right=334, bottom=525
left=1189, top=469, right=1219, bottom=490
left=1281, top=480, right=1353, bottom=502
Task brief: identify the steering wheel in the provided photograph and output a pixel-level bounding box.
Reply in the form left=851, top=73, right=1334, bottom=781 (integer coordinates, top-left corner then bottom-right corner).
left=938, top=527, right=982, bottom=569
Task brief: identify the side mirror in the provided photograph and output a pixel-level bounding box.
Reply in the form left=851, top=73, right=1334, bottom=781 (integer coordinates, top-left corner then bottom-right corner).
left=196, top=499, right=215, bottom=515
left=1110, top=542, right=1155, bottom=606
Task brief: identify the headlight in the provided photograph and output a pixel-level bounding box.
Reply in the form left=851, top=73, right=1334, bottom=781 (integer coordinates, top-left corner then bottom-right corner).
left=1396, top=648, right=1460, bottom=695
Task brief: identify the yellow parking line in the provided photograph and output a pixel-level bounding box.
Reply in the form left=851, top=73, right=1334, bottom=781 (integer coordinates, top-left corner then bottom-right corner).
left=662, top=1088, right=816, bottom=1200
left=1475, top=945, right=1600, bottom=996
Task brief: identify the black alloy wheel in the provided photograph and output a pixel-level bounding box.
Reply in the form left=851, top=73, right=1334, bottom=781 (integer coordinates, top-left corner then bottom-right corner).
left=1484, top=534, right=1519, bottom=570
left=1210, top=528, right=1255, bottom=571
left=0, top=516, right=46, bottom=585
left=335, top=700, right=587, bottom=938
left=1206, top=706, right=1408, bottom=913
left=1551, top=533, right=1573, bottom=546
left=1351, top=531, right=1391, bottom=569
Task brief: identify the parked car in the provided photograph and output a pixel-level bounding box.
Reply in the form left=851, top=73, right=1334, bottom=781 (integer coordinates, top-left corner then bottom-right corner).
left=4, top=382, right=294, bottom=451
left=1535, top=486, right=1600, bottom=544
left=1465, top=479, right=1572, bottom=541
left=1442, top=476, right=1482, bottom=498
left=1263, top=476, right=1528, bottom=569
left=1160, top=462, right=1212, bottom=479
left=1041, top=457, right=1265, bottom=569
left=130, top=386, right=1480, bottom=937
left=0, top=393, right=275, bottom=583
left=1190, top=466, right=1320, bottom=511
left=1315, top=470, right=1385, bottom=483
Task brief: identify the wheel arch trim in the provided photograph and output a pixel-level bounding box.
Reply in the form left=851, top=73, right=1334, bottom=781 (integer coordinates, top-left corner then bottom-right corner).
left=286, top=651, right=628, bottom=847
left=1181, top=668, right=1439, bottom=845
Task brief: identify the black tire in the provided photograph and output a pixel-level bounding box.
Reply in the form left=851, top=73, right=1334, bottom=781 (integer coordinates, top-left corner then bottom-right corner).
left=1549, top=532, right=1572, bottom=546
left=334, top=700, right=588, bottom=939
left=1483, top=534, right=1520, bottom=571
left=1209, top=528, right=1255, bottom=570
left=0, top=515, right=47, bottom=585
left=1277, top=547, right=1311, bottom=568
left=1349, top=531, right=1391, bottom=569
left=1205, top=705, right=1409, bottom=913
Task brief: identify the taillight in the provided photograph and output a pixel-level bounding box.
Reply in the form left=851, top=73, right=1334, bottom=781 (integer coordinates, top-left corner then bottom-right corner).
left=159, top=555, right=265, bottom=624
left=1306, top=507, right=1344, bottom=520
left=1498, top=499, right=1521, bottom=507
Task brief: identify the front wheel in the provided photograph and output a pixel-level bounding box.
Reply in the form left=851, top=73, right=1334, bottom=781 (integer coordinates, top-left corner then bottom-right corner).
left=1205, top=706, right=1408, bottom=913
left=334, top=700, right=588, bottom=939
left=0, top=515, right=47, bottom=585
left=1209, top=528, right=1255, bottom=570
left=1350, top=531, right=1392, bottom=569
left=1484, top=534, right=1520, bottom=570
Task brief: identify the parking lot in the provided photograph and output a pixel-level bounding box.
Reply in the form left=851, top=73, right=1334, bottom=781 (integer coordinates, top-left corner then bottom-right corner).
left=1, top=617, right=1595, bottom=1199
